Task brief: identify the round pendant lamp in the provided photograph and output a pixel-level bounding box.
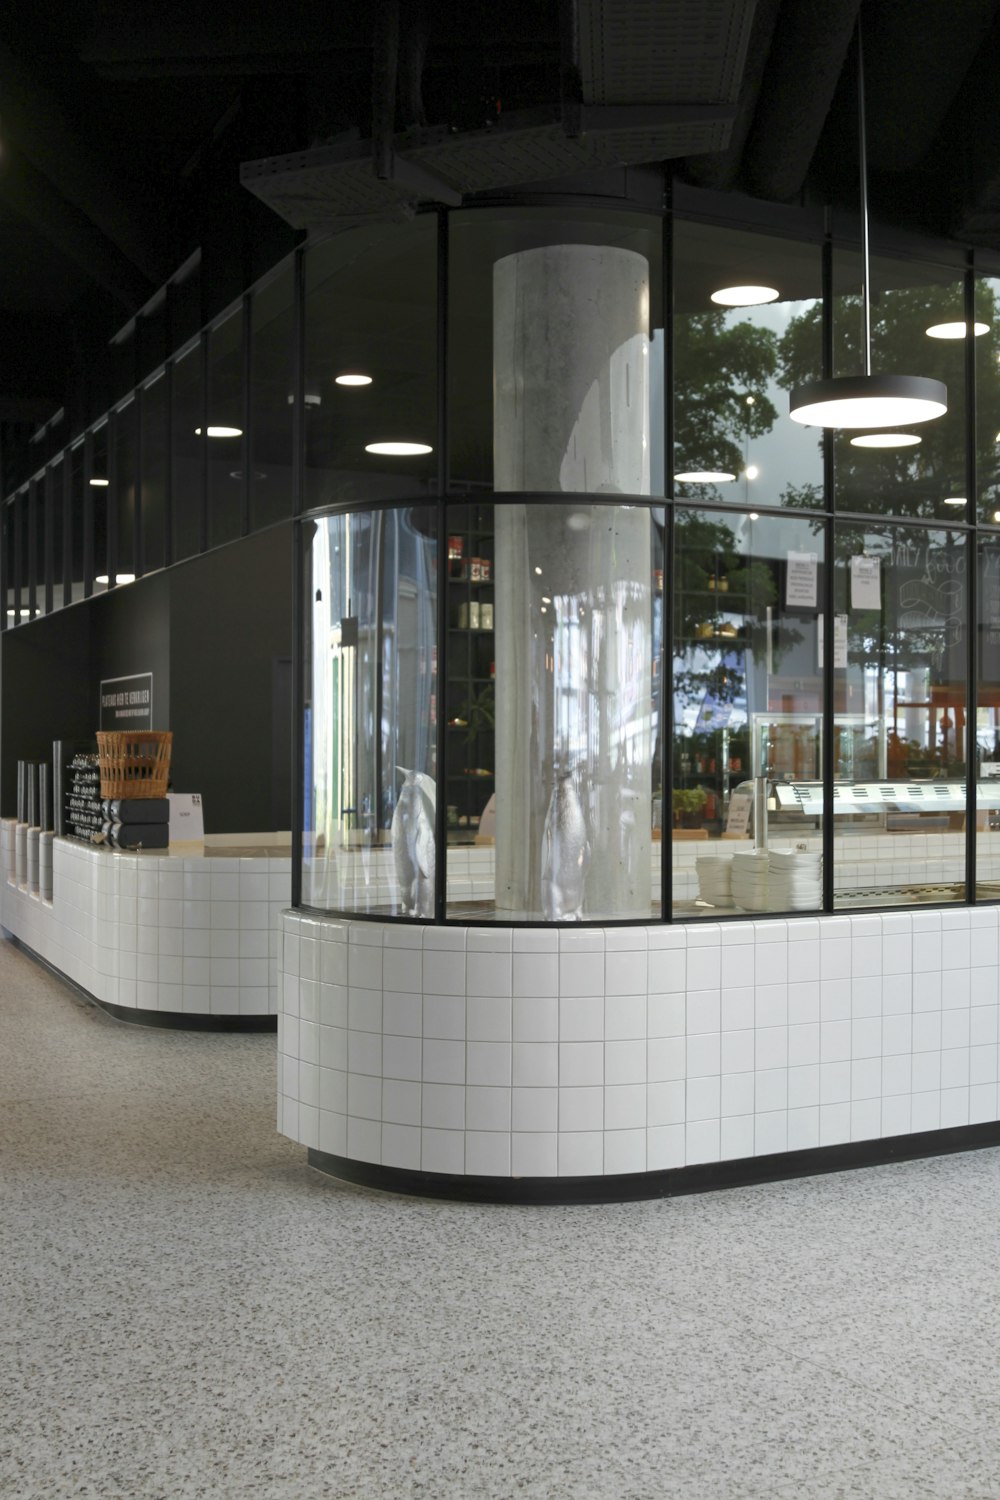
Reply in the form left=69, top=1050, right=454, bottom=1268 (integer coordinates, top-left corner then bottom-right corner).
left=790, top=23, right=947, bottom=430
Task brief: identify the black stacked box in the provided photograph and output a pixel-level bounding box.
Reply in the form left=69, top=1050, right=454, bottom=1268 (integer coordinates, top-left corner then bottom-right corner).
left=100, top=798, right=170, bottom=850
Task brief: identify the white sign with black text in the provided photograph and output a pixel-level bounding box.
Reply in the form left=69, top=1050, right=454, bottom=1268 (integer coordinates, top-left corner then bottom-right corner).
left=168, top=793, right=204, bottom=843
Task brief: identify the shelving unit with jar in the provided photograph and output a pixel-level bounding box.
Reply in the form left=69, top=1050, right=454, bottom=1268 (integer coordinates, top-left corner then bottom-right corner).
left=444, top=502, right=496, bottom=841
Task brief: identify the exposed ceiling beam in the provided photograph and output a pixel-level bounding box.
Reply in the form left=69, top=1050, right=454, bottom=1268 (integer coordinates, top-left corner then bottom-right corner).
left=0, top=35, right=166, bottom=286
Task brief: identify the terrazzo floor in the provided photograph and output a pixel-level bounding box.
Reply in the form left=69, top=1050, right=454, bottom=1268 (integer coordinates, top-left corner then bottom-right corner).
left=3, top=938, right=1000, bottom=1500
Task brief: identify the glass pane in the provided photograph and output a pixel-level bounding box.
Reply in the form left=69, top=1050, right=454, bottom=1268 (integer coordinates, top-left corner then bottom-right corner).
left=172, top=343, right=204, bottom=562
left=976, top=276, right=1000, bottom=527
left=251, top=263, right=295, bottom=530
left=832, top=251, right=966, bottom=518
left=113, top=399, right=137, bottom=584
left=304, top=219, right=437, bottom=508
left=28, top=478, right=42, bottom=615
left=833, top=523, right=967, bottom=907
left=69, top=445, right=85, bottom=602
left=674, top=222, right=823, bottom=510
left=207, top=308, right=244, bottom=548
left=91, top=424, right=109, bottom=590
left=672, top=506, right=825, bottom=916
left=47, top=463, right=62, bottom=612
left=449, top=207, right=664, bottom=496
left=141, top=372, right=168, bottom=573
left=445, top=499, right=659, bottom=922
left=976, top=533, right=1000, bottom=898
left=301, top=505, right=438, bottom=916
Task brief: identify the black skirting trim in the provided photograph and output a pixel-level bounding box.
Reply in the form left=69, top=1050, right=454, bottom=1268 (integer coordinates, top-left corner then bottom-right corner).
left=5, top=933, right=276, bottom=1033
left=308, top=1121, right=1000, bottom=1205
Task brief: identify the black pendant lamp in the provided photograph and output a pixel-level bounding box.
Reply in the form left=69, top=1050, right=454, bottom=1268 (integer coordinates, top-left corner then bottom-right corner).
left=789, top=21, right=947, bottom=430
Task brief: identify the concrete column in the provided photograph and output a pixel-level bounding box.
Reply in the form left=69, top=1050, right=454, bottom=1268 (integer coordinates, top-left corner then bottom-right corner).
left=492, top=244, right=653, bottom=919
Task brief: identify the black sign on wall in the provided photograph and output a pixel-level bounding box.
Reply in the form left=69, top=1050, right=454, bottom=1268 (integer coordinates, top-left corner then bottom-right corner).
left=100, top=673, right=153, bottom=730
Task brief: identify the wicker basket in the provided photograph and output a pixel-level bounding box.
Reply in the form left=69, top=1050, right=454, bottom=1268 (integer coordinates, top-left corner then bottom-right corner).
left=96, top=731, right=173, bottom=800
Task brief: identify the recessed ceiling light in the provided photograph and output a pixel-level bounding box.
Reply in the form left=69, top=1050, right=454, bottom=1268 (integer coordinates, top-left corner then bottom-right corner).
left=943, top=497, right=967, bottom=506
left=534, top=566, right=543, bottom=575
left=194, top=426, right=243, bottom=438
left=286, top=393, right=322, bottom=407
left=744, top=464, right=760, bottom=479
left=336, top=373, right=373, bottom=387
left=850, top=432, right=923, bottom=448
left=7, top=608, right=38, bottom=617
left=95, top=573, right=136, bottom=585
left=711, top=285, right=779, bottom=307
left=926, top=321, right=990, bottom=339
left=748, top=511, right=759, bottom=521
left=541, top=595, right=552, bottom=604
left=364, top=441, right=432, bottom=456
left=675, top=470, right=737, bottom=484
left=89, top=477, right=109, bottom=487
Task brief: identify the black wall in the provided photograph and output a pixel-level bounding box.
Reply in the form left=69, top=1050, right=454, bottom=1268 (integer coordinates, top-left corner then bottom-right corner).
left=0, top=523, right=293, bottom=833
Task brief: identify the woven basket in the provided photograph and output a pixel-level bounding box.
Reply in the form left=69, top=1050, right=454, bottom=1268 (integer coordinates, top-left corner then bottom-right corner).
left=96, top=731, right=173, bottom=800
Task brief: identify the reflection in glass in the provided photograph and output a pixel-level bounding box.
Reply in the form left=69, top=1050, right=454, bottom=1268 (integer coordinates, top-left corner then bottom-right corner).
left=672, top=507, right=825, bottom=916
left=976, top=277, right=1000, bottom=526
left=674, top=223, right=823, bottom=510
left=830, top=253, right=966, bottom=518
left=114, top=399, right=138, bottom=580
left=251, top=265, right=294, bottom=530
left=301, top=507, right=437, bottom=916
left=304, top=220, right=437, bottom=509
left=834, top=524, right=967, bottom=907
left=976, top=535, right=1000, bottom=898
left=141, top=372, right=168, bottom=573
left=207, top=308, right=244, bottom=548
left=172, top=343, right=204, bottom=562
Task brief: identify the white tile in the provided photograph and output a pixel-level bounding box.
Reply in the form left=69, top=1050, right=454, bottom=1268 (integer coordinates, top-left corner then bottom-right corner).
left=819, top=1060, right=850, bottom=1105
left=850, top=1097, right=881, bottom=1141
left=787, top=941, right=819, bottom=983
left=912, top=970, right=942, bottom=1012
left=465, top=1086, right=511, bottom=1132
left=423, top=950, right=465, bottom=996
left=467, top=1041, right=511, bottom=1087
left=559, top=1086, right=604, bottom=1133
left=755, top=1026, right=787, bottom=1071
left=686, top=1031, right=720, bottom=1078
left=467, top=995, right=512, bottom=1043
left=512, top=995, right=558, bottom=1043
left=465, top=1131, right=510, bottom=1176
left=721, top=986, right=755, bottom=1031
left=721, top=1071, right=754, bottom=1116
left=851, top=976, right=881, bottom=1019
left=559, top=1131, right=603, bottom=1176
left=605, top=1039, right=646, bottom=1086
left=347, top=1073, right=382, bottom=1122
left=318, top=1109, right=347, bottom=1157
left=686, top=946, right=720, bottom=991
left=383, top=990, right=421, bottom=1037
left=605, top=993, right=646, bottom=1040
left=721, top=943, right=754, bottom=988
left=913, top=1011, right=942, bottom=1053
left=754, top=1110, right=787, bottom=1156
left=381, top=1079, right=420, bottom=1127
left=820, top=978, right=851, bottom=1023
left=382, top=948, right=418, bottom=993
left=560, top=994, right=604, bottom=1042
left=851, top=1016, right=881, bottom=1060
left=467, top=927, right=512, bottom=954
left=970, top=1044, right=999, bottom=1086
left=685, top=1119, right=720, bottom=1164
left=941, top=1086, right=970, bottom=1128
left=604, top=1083, right=645, bottom=1131
left=911, top=1090, right=941, bottom=1132
left=423, top=993, right=466, bottom=1040
left=755, top=984, right=787, bottom=1030
left=422, top=1039, right=465, bottom=1085
left=513, top=929, right=559, bottom=953
left=969, top=1081, right=999, bottom=1122
left=513, top=952, right=558, bottom=997
left=647, top=1080, right=685, bottom=1127
left=647, top=1036, right=686, bottom=1082
left=421, top=1128, right=464, bottom=1174
left=820, top=1019, right=851, bottom=1063
left=882, top=1053, right=910, bottom=1097
left=787, top=1105, right=819, bottom=1151
left=819, top=1101, right=851, bottom=1146
left=604, top=927, right=647, bottom=952
left=605, top=949, right=647, bottom=996
left=941, top=1048, right=970, bottom=1089
left=348, top=987, right=381, bottom=1034
left=881, top=1094, right=911, bottom=1138
left=381, top=1122, right=421, bottom=1171
left=421, top=1083, right=465, bottom=1130
left=941, top=1009, right=971, bottom=1050
left=647, top=1123, right=685, bottom=1170
left=787, top=1023, right=819, bottom=1067
left=560, top=1041, right=603, bottom=1087
left=512, top=1087, right=557, bottom=1132
left=720, top=1113, right=754, bottom=1159
left=511, top=1132, right=557, bottom=1176
left=603, top=1128, right=646, bottom=1175
left=686, top=989, right=721, bottom=1036
left=382, top=1034, right=421, bottom=1081
left=851, top=1057, right=881, bottom=1100
left=647, top=947, right=686, bottom=993
left=820, top=939, right=851, bottom=980
left=686, top=1074, right=721, bottom=1121
left=512, top=1041, right=558, bottom=1088
left=755, top=1067, right=788, bottom=1112
left=912, top=1051, right=941, bottom=1093
left=788, top=981, right=820, bottom=1026
left=560, top=951, right=605, bottom=997
left=467, top=951, right=512, bottom=998
left=647, top=993, right=685, bottom=1037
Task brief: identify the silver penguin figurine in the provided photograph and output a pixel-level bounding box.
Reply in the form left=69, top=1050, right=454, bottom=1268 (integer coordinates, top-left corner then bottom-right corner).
left=392, top=767, right=436, bottom=918
left=540, top=770, right=590, bottom=921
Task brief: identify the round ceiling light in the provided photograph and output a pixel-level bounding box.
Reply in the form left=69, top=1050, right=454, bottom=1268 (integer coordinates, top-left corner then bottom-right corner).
left=89, top=476, right=110, bottom=487
left=336, top=373, right=373, bottom=387
left=95, top=573, right=137, bottom=585
left=194, top=425, right=243, bottom=438
left=365, top=441, right=432, bottom=456
left=925, top=321, right=990, bottom=339
left=789, top=375, right=947, bottom=429
left=943, top=497, right=967, bottom=506
left=710, top=285, right=779, bottom=307
left=850, top=432, right=922, bottom=448
left=675, top=470, right=737, bottom=484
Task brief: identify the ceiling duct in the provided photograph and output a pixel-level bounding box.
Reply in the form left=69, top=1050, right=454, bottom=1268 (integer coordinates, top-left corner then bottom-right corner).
left=241, top=0, right=757, bottom=228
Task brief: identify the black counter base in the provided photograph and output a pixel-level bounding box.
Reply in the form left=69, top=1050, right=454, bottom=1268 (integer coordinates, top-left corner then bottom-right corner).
left=308, top=1121, right=1000, bottom=1205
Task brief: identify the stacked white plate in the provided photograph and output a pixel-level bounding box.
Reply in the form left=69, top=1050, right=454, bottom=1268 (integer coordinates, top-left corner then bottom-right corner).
left=696, top=856, right=734, bottom=908
left=731, top=850, right=771, bottom=912
left=767, top=848, right=823, bottom=910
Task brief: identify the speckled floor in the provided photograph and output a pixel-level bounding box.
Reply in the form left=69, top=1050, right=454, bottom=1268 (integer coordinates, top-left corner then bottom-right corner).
left=3, top=937, right=1000, bottom=1500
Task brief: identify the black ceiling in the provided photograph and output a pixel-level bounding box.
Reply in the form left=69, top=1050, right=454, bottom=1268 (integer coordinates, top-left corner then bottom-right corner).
left=3, top=0, right=1000, bottom=476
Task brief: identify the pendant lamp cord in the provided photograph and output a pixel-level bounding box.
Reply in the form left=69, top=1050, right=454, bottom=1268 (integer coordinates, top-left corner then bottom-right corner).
left=857, top=17, right=872, bottom=378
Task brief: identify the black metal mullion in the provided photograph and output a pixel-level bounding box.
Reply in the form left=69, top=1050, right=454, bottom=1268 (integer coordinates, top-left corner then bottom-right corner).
left=12, top=495, right=22, bottom=623
left=43, top=467, right=54, bottom=614
left=107, top=411, right=119, bottom=590
left=134, top=393, right=144, bottom=580
left=434, top=207, right=449, bottom=923
left=241, top=291, right=252, bottom=535
left=26, top=479, right=38, bottom=617
left=965, top=255, right=978, bottom=902
left=82, top=432, right=94, bottom=599
left=164, top=362, right=174, bottom=568
left=661, top=200, right=674, bottom=924
left=62, top=453, right=72, bottom=607
left=290, top=249, right=306, bottom=910
left=291, top=250, right=305, bottom=519
left=200, top=331, right=209, bottom=552
left=821, top=230, right=836, bottom=915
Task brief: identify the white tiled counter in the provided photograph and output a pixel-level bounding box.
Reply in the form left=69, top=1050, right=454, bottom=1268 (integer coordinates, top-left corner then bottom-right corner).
left=1, top=821, right=289, bottom=1027
left=277, top=907, right=1000, bottom=1198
